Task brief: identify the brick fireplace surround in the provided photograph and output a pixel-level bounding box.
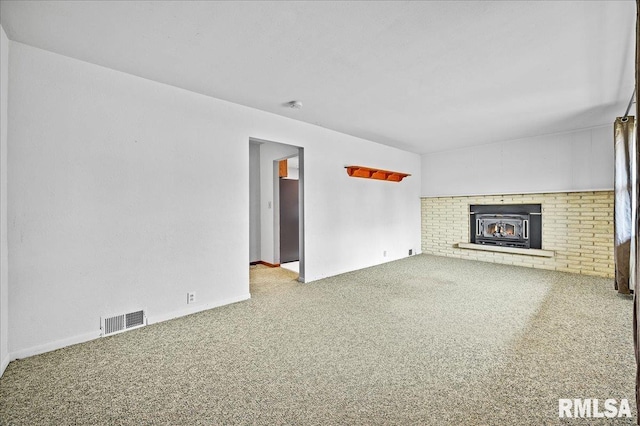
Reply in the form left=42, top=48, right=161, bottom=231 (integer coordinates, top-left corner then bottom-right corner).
left=421, top=191, right=614, bottom=278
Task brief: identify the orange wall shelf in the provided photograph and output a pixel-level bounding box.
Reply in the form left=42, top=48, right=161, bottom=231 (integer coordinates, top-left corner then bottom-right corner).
left=345, top=165, right=411, bottom=182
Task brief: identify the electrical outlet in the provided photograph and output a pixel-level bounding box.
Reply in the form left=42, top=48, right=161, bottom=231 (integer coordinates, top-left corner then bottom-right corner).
left=383, top=250, right=387, bottom=257
left=409, top=249, right=413, bottom=256
left=187, top=292, right=196, bottom=304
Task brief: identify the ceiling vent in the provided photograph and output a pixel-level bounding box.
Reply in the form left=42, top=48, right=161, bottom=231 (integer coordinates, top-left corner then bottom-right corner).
left=101, top=309, right=147, bottom=336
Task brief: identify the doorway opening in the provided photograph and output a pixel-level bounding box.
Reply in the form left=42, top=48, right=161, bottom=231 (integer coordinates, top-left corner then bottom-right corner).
left=248, top=138, right=305, bottom=290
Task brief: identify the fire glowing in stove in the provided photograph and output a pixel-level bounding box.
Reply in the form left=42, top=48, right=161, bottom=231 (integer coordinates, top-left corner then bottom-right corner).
left=487, top=222, right=515, bottom=237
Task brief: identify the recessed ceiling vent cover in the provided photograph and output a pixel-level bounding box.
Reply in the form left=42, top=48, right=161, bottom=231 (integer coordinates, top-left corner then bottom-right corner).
left=101, top=309, right=147, bottom=336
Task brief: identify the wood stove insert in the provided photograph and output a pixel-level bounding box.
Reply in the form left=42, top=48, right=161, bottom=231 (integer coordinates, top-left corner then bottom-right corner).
left=470, top=204, right=542, bottom=249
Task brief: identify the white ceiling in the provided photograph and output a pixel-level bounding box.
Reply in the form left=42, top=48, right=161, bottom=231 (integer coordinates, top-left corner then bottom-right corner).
left=0, top=1, right=636, bottom=154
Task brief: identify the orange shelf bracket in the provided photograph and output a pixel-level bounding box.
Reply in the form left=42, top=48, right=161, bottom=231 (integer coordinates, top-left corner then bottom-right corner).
left=345, top=165, right=411, bottom=182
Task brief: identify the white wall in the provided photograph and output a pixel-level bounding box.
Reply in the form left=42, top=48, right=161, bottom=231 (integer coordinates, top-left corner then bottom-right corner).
left=8, top=41, right=253, bottom=358
left=249, top=141, right=261, bottom=263
left=286, top=157, right=299, bottom=180
left=421, top=126, right=613, bottom=197
left=8, top=42, right=421, bottom=359
left=0, top=25, right=9, bottom=376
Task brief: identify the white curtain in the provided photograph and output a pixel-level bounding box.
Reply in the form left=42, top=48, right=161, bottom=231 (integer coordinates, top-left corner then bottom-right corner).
left=615, top=116, right=635, bottom=294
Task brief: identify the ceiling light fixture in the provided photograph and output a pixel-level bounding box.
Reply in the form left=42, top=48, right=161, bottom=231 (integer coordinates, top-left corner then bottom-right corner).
left=286, top=100, right=303, bottom=109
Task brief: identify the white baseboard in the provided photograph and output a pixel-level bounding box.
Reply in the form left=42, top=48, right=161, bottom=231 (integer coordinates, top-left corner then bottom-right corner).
left=147, top=293, right=251, bottom=325
left=8, top=293, right=251, bottom=364
left=1, top=352, right=9, bottom=377
left=10, top=330, right=101, bottom=363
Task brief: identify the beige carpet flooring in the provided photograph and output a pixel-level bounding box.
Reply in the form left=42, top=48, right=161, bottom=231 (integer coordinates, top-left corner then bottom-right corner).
left=0, top=255, right=635, bottom=425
